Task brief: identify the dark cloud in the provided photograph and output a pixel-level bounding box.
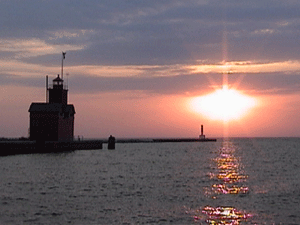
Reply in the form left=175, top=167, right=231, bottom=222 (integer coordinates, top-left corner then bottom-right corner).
left=0, top=1, right=101, bottom=32
left=1, top=1, right=300, bottom=66
left=1, top=72, right=299, bottom=96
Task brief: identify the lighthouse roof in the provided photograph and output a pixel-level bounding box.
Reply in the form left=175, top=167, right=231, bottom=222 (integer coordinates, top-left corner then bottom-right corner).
left=29, top=103, right=75, bottom=114
left=53, top=75, right=63, bottom=82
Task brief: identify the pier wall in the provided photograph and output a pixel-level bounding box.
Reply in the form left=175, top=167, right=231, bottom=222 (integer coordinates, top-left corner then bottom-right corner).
left=0, top=140, right=103, bottom=156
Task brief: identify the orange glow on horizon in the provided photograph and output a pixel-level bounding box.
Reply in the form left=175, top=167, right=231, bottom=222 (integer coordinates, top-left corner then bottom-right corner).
left=189, top=86, right=257, bottom=122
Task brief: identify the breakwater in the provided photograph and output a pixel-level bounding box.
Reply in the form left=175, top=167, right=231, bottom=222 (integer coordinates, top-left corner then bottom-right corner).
left=152, top=138, right=216, bottom=142
left=0, top=140, right=103, bottom=156
left=107, top=138, right=217, bottom=143
left=0, top=138, right=216, bottom=156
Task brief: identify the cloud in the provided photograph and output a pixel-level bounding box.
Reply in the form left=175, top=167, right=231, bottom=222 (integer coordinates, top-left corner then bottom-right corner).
left=1, top=70, right=299, bottom=97
left=48, top=29, right=95, bottom=41
left=1, top=0, right=300, bottom=96
left=1, top=0, right=300, bottom=66
left=0, top=38, right=85, bottom=59
left=190, top=60, right=300, bottom=74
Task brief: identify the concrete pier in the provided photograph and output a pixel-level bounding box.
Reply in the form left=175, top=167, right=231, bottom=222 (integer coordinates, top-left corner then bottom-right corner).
left=103, top=138, right=217, bottom=143
left=0, top=140, right=103, bottom=156
left=152, top=138, right=216, bottom=143
left=0, top=137, right=216, bottom=156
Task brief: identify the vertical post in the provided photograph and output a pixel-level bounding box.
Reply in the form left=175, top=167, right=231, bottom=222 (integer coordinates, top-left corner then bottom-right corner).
left=61, top=57, right=63, bottom=80
left=66, top=73, right=69, bottom=90
left=201, top=125, right=204, bottom=136
left=61, top=52, right=66, bottom=80
left=46, top=75, right=49, bottom=103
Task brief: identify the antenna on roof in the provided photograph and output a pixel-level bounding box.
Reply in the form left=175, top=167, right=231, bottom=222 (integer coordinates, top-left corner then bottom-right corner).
left=66, top=73, right=69, bottom=89
left=46, top=75, right=49, bottom=103
left=61, top=52, right=66, bottom=80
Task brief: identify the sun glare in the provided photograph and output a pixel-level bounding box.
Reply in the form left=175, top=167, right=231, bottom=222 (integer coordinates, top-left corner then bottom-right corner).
left=190, top=86, right=256, bottom=121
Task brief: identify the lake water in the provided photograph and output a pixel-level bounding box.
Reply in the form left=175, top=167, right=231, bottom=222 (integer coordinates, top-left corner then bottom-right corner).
left=0, top=138, right=299, bottom=224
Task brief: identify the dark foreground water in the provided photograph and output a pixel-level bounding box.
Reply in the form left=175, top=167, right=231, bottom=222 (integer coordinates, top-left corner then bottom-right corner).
left=0, top=138, right=299, bottom=224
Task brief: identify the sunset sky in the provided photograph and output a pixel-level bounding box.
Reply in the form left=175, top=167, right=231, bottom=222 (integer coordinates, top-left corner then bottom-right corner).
left=1, top=0, right=300, bottom=138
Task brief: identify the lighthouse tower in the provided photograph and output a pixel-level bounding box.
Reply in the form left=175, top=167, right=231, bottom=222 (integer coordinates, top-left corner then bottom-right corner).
left=48, top=75, right=68, bottom=105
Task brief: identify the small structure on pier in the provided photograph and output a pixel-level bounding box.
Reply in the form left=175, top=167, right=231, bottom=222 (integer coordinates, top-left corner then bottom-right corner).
left=199, top=124, right=206, bottom=140
left=108, top=135, right=116, bottom=149
left=28, top=53, right=75, bottom=142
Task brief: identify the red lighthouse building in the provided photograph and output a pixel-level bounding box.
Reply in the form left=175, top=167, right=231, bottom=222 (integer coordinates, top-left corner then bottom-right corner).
left=29, top=74, right=75, bottom=141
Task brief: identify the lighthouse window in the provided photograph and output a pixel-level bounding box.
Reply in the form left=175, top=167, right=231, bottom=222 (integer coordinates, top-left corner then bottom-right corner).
left=32, top=119, right=39, bottom=126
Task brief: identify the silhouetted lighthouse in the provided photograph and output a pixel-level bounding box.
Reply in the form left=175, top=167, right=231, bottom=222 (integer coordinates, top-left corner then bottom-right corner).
left=28, top=53, right=75, bottom=142
left=199, top=124, right=206, bottom=139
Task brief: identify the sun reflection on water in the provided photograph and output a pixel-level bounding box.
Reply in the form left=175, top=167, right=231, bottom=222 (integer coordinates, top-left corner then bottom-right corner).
left=193, top=140, right=253, bottom=224
left=194, top=206, right=252, bottom=224
left=207, top=143, right=249, bottom=198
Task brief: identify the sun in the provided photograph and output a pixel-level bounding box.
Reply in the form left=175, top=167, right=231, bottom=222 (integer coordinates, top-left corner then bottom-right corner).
left=190, top=86, right=256, bottom=121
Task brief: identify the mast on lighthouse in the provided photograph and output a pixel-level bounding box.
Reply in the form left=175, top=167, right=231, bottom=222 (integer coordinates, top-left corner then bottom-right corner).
left=61, top=52, right=66, bottom=80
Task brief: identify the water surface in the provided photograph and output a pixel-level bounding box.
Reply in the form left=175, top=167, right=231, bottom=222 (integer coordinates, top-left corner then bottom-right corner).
left=0, top=138, right=299, bottom=224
